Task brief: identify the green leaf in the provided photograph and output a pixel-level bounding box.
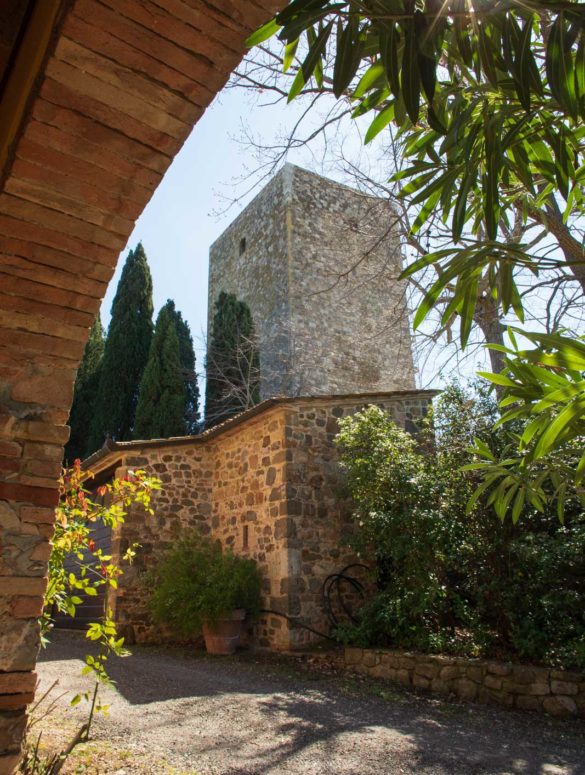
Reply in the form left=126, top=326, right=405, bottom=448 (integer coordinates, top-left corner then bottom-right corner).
left=288, top=66, right=306, bottom=102
left=353, top=62, right=385, bottom=99
left=546, top=13, right=579, bottom=117
left=283, top=38, right=299, bottom=72
left=333, top=16, right=363, bottom=98
left=379, top=23, right=400, bottom=98
left=288, top=20, right=333, bottom=102
left=246, top=19, right=281, bottom=48
left=401, top=18, right=420, bottom=124
left=532, top=398, right=585, bottom=458
left=365, top=103, right=395, bottom=144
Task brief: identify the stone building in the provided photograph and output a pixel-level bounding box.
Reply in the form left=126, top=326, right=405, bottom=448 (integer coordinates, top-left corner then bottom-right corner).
left=85, top=390, right=435, bottom=650
left=208, top=165, right=416, bottom=399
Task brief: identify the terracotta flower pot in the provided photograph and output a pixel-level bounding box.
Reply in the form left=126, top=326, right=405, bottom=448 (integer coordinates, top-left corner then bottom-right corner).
left=202, top=608, right=246, bottom=655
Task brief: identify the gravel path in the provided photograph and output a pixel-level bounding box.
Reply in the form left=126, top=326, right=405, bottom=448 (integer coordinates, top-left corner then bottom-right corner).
left=36, top=632, right=584, bottom=775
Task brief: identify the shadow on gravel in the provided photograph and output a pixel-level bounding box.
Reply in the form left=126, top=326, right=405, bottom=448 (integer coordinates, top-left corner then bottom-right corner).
left=39, top=632, right=585, bottom=775
left=252, top=691, right=585, bottom=775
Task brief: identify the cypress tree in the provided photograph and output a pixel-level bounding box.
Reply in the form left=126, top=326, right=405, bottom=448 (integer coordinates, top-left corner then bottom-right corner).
left=88, top=243, right=153, bottom=450
left=65, top=315, right=105, bottom=463
left=205, top=291, right=260, bottom=428
left=134, top=301, right=187, bottom=439
left=170, top=305, right=200, bottom=434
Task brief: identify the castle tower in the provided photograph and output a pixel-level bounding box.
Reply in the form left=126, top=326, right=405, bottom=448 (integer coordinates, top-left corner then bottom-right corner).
left=208, top=164, right=416, bottom=399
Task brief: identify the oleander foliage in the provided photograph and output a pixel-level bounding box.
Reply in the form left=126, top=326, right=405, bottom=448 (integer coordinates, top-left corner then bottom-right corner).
left=335, top=385, right=585, bottom=669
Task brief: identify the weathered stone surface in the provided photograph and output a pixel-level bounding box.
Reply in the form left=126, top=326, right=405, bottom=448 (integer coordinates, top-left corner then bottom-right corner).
left=91, top=392, right=432, bottom=651
left=362, top=651, right=379, bottom=668
left=0, top=620, right=40, bottom=671
left=515, top=695, right=541, bottom=712
left=412, top=674, right=430, bottom=690
left=486, top=662, right=512, bottom=676
left=440, top=665, right=462, bottom=681
left=466, top=666, right=484, bottom=683
left=455, top=679, right=478, bottom=701
left=345, top=648, right=363, bottom=666
left=208, top=165, right=416, bottom=399
left=0, top=673, right=36, bottom=695
left=414, top=663, right=438, bottom=680
left=0, top=711, right=27, bottom=754
left=542, top=696, right=578, bottom=718
left=484, top=675, right=502, bottom=691
left=0, top=752, right=22, bottom=771
left=551, top=680, right=579, bottom=696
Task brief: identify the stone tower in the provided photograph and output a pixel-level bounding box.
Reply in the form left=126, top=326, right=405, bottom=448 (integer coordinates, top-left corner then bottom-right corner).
left=208, top=164, right=415, bottom=399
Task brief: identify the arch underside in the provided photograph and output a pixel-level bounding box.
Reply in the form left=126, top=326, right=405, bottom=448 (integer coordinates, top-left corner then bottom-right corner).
left=0, top=0, right=282, bottom=768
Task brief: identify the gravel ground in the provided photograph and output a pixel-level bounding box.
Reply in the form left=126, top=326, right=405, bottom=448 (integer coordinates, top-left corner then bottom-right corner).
left=34, top=632, right=584, bottom=775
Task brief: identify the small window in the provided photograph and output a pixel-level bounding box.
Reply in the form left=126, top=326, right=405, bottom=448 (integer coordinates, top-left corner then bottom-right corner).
left=239, top=237, right=246, bottom=255
left=243, top=524, right=249, bottom=549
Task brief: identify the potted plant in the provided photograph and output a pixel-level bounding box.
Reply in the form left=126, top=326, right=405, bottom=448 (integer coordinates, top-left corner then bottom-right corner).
left=149, top=531, right=262, bottom=654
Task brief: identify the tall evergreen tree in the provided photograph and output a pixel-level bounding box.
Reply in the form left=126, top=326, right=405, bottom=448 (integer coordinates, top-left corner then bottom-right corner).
left=169, top=305, right=200, bottom=434
left=134, top=300, right=187, bottom=439
left=88, top=243, right=153, bottom=450
left=205, top=291, right=260, bottom=428
left=65, top=315, right=105, bottom=463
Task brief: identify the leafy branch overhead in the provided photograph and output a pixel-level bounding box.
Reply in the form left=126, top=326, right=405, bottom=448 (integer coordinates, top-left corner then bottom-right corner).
left=248, top=0, right=585, bottom=519
left=249, top=0, right=585, bottom=345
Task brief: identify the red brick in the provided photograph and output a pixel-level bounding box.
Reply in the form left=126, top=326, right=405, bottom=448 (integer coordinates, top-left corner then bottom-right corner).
left=0, top=458, right=20, bottom=475
left=0, top=693, right=35, bottom=710
left=0, top=443, right=21, bottom=458
left=29, top=541, right=52, bottom=563
left=10, top=595, right=44, bottom=619
left=98, top=0, right=240, bottom=68
left=0, top=213, right=116, bottom=268
left=11, top=372, right=75, bottom=409
left=47, top=56, right=189, bottom=135
left=0, top=249, right=107, bottom=298
left=32, top=99, right=167, bottom=175
left=0, top=328, right=84, bottom=361
left=22, top=443, right=63, bottom=463
left=71, top=0, right=221, bottom=91
left=11, top=157, right=142, bottom=221
left=0, top=293, right=93, bottom=335
left=0, top=194, right=125, bottom=252
left=7, top=420, right=69, bottom=445
left=63, top=13, right=213, bottom=105
left=4, top=178, right=132, bottom=239
left=0, top=272, right=101, bottom=316
left=0, top=672, right=37, bottom=694
left=0, top=482, right=58, bottom=509
left=1, top=233, right=112, bottom=282
left=0, top=753, right=23, bottom=771
left=55, top=37, right=201, bottom=126
left=20, top=507, right=55, bottom=525
left=41, top=77, right=180, bottom=156
left=23, top=460, right=62, bottom=479
left=0, top=578, right=47, bottom=596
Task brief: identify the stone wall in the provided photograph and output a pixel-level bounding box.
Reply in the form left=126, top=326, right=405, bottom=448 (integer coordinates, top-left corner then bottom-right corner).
left=345, top=648, right=585, bottom=719
left=209, top=164, right=416, bottom=400
left=89, top=391, right=435, bottom=650
left=0, top=0, right=285, bottom=768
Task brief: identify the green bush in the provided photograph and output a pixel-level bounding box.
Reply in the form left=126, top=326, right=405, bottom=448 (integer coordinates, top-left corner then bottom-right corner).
left=335, top=384, right=585, bottom=669
left=149, top=531, right=262, bottom=636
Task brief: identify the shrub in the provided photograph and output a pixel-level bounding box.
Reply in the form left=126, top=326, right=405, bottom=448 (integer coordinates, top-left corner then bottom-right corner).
left=335, top=383, right=585, bottom=669
left=149, top=531, right=262, bottom=636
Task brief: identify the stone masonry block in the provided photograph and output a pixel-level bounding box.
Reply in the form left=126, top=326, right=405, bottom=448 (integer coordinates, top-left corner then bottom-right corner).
left=0, top=710, right=27, bottom=755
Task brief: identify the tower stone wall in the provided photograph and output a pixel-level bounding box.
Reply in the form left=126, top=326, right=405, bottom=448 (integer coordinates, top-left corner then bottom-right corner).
left=208, top=165, right=415, bottom=399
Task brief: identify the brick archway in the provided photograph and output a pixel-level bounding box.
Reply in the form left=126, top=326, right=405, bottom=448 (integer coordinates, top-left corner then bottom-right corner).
left=0, top=1, right=282, bottom=768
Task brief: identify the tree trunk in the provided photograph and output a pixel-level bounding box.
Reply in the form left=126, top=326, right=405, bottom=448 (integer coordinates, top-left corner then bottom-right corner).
left=531, top=196, right=585, bottom=295
left=473, top=294, right=506, bottom=375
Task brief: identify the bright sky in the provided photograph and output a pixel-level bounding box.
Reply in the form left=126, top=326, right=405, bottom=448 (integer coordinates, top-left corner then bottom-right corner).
left=100, top=74, right=487, bottom=393
left=101, top=85, right=324, bottom=382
